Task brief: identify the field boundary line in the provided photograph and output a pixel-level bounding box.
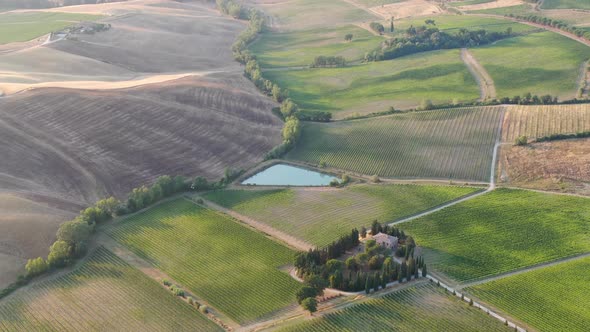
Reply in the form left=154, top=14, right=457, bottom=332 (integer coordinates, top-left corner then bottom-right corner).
left=457, top=252, right=590, bottom=289
left=461, top=48, right=497, bottom=101
left=186, top=196, right=314, bottom=252
left=499, top=186, right=590, bottom=199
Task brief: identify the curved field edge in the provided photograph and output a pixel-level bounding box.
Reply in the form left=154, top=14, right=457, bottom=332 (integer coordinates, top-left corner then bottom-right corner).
left=203, top=184, right=480, bottom=247
left=0, top=247, right=220, bottom=332
left=400, top=188, right=590, bottom=282
left=286, top=106, right=504, bottom=182
left=105, top=198, right=301, bottom=324
left=465, top=255, right=590, bottom=332
left=275, top=282, right=509, bottom=331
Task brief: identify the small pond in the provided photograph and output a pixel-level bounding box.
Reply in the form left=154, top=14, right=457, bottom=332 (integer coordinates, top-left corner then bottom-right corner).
left=241, top=164, right=338, bottom=186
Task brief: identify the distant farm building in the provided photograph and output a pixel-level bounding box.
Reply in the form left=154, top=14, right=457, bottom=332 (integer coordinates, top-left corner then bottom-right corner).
left=372, top=232, right=398, bottom=249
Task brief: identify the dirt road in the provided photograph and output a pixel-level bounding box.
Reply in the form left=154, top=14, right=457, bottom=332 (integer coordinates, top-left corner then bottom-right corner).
left=461, top=48, right=497, bottom=101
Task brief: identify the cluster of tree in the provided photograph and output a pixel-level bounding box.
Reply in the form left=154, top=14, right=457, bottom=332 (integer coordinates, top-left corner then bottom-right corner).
left=310, top=56, right=346, bottom=68
left=295, top=274, right=327, bottom=315
left=265, top=110, right=302, bottom=159
left=535, top=130, right=590, bottom=143
left=244, top=58, right=288, bottom=103
left=329, top=174, right=349, bottom=187
left=344, top=33, right=353, bottom=42
left=498, top=92, right=558, bottom=105
left=370, top=22, right=385, bottom=35
left=366, top=26, right=514, bottom=61
left=515, top=135, right=528, bottom=146
left=508, top=14, right=590, bottom=41
left=216, top=0, right=249, bottom=19
left=295, top=110, right=332, bottom=122
left=125, top=175, right=188, bottom=213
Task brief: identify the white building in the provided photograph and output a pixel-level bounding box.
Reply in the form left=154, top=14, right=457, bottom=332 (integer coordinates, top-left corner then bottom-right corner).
left=372, top=232, right=398, bottom=249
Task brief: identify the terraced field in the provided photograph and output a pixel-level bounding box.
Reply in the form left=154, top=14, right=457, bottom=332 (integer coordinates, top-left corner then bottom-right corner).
left=502, top=104, right=590, bottom=142
left=203, top=184, right=479, bottom=247
left=106, top=198, right=301, bottom=324
left=469, top=32, right=590, bottom=99
left=278, top=283, right=509, bottom=331
left=400, top=188, right=590, bottom=282
left=264, top=49, right=479, bottom=117
left=0, top=247, right=221, bottom=332
left=249, top=25, right=383, bottom=68
left=0, top=12, right=101, bottom=44
left=287, top=106, right=503, bottom=181
left=467, top=256, right=590, bottom=332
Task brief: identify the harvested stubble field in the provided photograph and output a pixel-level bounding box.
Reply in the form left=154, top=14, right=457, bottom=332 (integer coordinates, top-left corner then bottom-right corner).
left=0, top=11, right=101, bottom=44
left=369, top=0, right=443, bottom=20
left=502, top=104, right=590, bottom=142
left=466, top=256, right=590, bottom=332
left=264, top=49, right=479, bottom=117
left=203, top=184, right=478, bottom=247
left=249, top=25, right=384, bottom=68
left=0, top=193, right=80, bottom=289
left=498, top=138, right=590, bottom=196
left=106, top=198, right=301, bottom=324
left=469, top=31, right=590, bottom=99
left=287, top=106, right=503, bottom=182
left=0, top=247, right=221, bottom=332
left=400, top=188, right=590, bottom=282
left=277, top=283, right=509, bottom=332
left=250, top=0, right=377, bottom=31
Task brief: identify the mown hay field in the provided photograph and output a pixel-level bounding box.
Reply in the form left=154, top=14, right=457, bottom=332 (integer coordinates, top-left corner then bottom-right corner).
left=277, top=283, right=509, bottom=332
left=466, top=256, right=590, bottom=332
left=502, top=104, right=590, bottom=142
left=0, top=12, right=101, bottom=44
left=0, top=247, right=221, bottom=332
left=469, top=32, right=590, bottom=99
left=106, top=198, right=301, bottom=324
left=400, top=188, right=590, bottom=283
left=287, top=107, right=503, bottom=181
left=203, top=184, right=479, bottom=247
left=264, top=49, right=479, bottom=117
left=249, top=25, right=383, bottom=68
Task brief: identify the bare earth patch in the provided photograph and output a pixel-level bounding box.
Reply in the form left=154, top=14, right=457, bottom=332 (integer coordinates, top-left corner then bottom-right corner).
left=498, top=138, right=590, bottom=196
left=369, top=0, right=443, bottom=19
left=457, top=0, right=524, bottom=11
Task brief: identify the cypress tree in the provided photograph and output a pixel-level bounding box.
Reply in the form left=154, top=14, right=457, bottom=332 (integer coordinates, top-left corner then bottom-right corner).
left=422, top=264, right=427, bottom=277
left=365, top=275, right=371, bottom=294
left=390, top=16, right=394, bottom=33
left=414, top=265, right=419, bottom=279
left=381, top=271, right=388, bottom=289
left=373, top=272, right=380, bottom=292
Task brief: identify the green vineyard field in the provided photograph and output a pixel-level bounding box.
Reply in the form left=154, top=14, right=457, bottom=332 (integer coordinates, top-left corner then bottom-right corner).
left=0, top=247, right=220, bottom=332
left=401, top=188, right=590, bottom=282
left=278, top=283, right=509, bottom=331
left=466, top=256, right=590, bottom=332
left=204, top=184, right=479, bottom=247
left=106, top=198, right=301, bottom=324
left=287, top=107, right=503, bottom=181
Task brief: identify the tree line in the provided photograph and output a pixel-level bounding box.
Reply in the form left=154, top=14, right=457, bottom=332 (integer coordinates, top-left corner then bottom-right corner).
left=535, top=130, right=590, bottom=143
left=311, top=56, right=346, bottom=68
left=508, top=14, right=590, bottom=41
left=365, top=25, right=514, bottom=62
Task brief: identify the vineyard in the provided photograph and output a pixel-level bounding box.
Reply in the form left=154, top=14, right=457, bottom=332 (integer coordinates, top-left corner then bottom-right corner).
left=277, top=283, right=509, bottom=332
left=469, top=32, right=590, bottom=99
left=466, top=256, right=590, bottom=332
left=502, top=104, right=590, bottom=142
left=400, top=188, right=590, bottom=282
left=287, top=106, right=503, bottom=181
left=106, top=198, right=301, bottom=324
left=0, top=247, right=220, bottom=332
left=203, top=184, right=479, bottom=247
left=263, top=49, right=479, bottom=117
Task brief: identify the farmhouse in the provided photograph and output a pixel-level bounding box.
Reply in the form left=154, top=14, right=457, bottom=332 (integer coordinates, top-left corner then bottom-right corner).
left=372, top=232, right=398, bottom=249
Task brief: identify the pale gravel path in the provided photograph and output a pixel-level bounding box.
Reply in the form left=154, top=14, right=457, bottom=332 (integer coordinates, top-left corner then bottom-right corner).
left=461, top=48, right=497, bottom=101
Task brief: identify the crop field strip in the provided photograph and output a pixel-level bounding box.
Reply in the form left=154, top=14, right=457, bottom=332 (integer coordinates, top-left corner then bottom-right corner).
left=466, top=255, right=590, bottom=332
left=277, top=282, right=509, bottom=331
left=400, top=188, right=590, bottom=283
left=287, top=106, right=503, bottom=182
left=203, top=184, right=479, bottom=247
left=105, top=198, right=301, bottom=324
left=502, top=104, right=590, bottom=142
left=0, top=247, right=221, bottom=332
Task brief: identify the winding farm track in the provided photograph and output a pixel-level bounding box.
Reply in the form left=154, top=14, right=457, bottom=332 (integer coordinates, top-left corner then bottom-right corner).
left=461, top=48, right=497, bottom=101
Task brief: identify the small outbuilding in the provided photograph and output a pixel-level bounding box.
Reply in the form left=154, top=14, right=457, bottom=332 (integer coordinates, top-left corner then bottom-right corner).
left=372, top=232, right=398, bottom=249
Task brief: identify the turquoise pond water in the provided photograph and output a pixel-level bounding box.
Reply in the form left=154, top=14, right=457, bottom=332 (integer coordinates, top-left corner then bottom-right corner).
left=241, top=164, right=338, bottom=186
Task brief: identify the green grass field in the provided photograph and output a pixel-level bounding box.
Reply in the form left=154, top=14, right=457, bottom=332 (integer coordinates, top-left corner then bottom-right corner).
left=400, top=188, right=590, bottom=282
left=502, top=104, right=590, bottom=142
left=0, top=247, right=220, bottom=332
left=264, top=49, right=479, bottom=117
left=466, top=256, right=590, bottom=332
left=394, top=15, right=535, bottom=34
left=260, top=0, right=377, bottom=31
left=106, top=199, right=301, bottom=324
left=469, top=31, right=590, bottom=99
left=249, top=25, right=383, bottom=68
left=287, top=107, right=503, bottom=181
left=542, top=0, right=590, bottom=10
left=277, top=283, right=509, bottom=331
left=0, top=12, right=101, bottom=44
left=203, top=184, right=479, bottom=247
